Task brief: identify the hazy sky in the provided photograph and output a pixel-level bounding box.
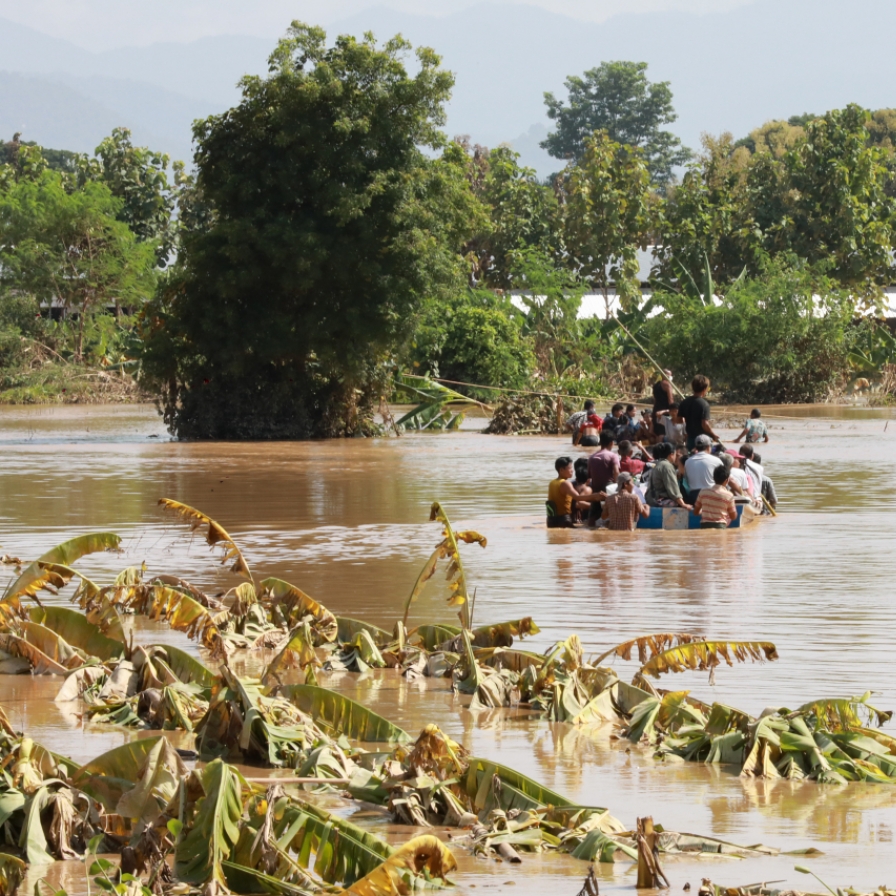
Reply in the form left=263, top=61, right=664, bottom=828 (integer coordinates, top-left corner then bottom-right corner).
left=0, top=0, right=755, bottom=48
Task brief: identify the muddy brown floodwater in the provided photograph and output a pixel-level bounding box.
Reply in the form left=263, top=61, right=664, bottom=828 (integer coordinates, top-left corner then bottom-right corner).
left=1, top=403, right=895, bottom=894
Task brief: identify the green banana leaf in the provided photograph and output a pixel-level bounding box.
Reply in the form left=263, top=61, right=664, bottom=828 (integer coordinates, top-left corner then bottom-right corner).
left=335, top=617, right=391, bottom=647
left=280, top=684, right=410, bottom=743
left=2, top=533, right=121, bottom=601
left=73, top=736, right=168, bottom=811
left=176, top=759, right=247, bottom=886
left=28, top=606, right=125, bottom=660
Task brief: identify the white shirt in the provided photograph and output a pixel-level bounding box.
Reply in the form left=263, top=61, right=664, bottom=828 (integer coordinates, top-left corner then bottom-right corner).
left=662, top=417, right=686, bottom=446
left=728, top=467, right=751, bottom=495
left=684, top=451, right=723, bottom=491
left=743, top=459, right=764, bottom=495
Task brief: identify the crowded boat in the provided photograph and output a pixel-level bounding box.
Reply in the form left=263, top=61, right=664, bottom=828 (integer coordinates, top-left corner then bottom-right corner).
left=548, top=373, right=777, bottom=531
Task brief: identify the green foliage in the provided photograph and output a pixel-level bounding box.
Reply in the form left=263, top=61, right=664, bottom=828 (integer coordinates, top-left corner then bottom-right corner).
left=659, top=105, right=896, bottom=297
left=410, top=289, right=533, bottom=392
left=78, top=128, right=184, bottom=265
left=645, top=258, right=857, bottom=403
left=560, top=132, right=653, bottom=308
left=143, top=24, right=473, bottom=439
left=446, top=141, right=561, bottom=289
left=542, top=61, right=691, bottom=189
left=0, top=170, right=157, bottom=362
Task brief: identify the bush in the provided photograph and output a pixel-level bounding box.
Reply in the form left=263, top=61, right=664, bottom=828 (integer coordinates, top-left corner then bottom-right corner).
left=645, top=259, right=856, bottom=403
left=0, top=293, right=43, bottom=367
left=410, top=290, right=534, bottom=394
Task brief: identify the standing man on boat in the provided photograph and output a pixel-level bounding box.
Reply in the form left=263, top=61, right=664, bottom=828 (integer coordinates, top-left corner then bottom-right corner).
left=677, top=375, right=721, bottom=451
left=652, top=369, right=675, bottom=439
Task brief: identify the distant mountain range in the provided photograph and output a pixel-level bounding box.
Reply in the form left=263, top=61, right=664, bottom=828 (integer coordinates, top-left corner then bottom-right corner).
left=2, top=0, right=896, bottom=175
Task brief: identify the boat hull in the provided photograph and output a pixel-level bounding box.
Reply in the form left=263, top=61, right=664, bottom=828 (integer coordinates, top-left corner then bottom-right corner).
left=637, top=502, right=760, bottom=530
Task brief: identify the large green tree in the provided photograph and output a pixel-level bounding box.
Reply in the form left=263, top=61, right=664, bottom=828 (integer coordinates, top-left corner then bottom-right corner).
left=143, top=24, right=476, bottom=439
left=542, top=61, right=690, bottom=189
left=0, top=170, right=157, bottom=361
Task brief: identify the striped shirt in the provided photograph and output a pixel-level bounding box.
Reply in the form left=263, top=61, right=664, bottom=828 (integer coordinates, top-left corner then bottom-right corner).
left=604, top=491, right=644, bottom=531
left=697, top=485, right=735, bottom=524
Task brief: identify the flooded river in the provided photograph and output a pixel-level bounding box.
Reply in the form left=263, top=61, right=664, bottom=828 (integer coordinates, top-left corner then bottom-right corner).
left=1, top=403, right=895, bottom=893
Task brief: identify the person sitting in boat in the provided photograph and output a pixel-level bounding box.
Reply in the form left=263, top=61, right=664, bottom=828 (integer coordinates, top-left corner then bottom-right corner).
left=734, top=408, right=769, bottom=444
left=694, top=465, right=738, bottom=530
left=601, top=472, right=650, bottom=530
left=617, top=440, right=645, bottom=477
left=738, top=444, right=764, bottom=496
left=719, top=451, right=747, bottom=497
left=683, top=434, right=723, bottom=505
left=548, top=457, right=605, bottom=528
left=615, top=404, right=641, bottom=442
left=655, top=403, right=686, bottom=448
left=573, top=400, right=603, bottom=447
left=644, top=442, right=692, bottom=510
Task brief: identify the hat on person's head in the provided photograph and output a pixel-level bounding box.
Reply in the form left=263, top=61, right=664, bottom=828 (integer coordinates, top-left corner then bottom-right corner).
left=725, top=450, right=745, bottom=460
left=695, top=434, right=712, bottom=449
left=616, top=472, right=633, bottom=486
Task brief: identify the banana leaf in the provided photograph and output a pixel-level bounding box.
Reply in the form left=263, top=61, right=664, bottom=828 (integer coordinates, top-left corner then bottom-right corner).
left=592, top=632, right=701, bottom=667
left=176, top=759, right=247, bottom=886
left=0, top=631, right=71, bottom=675
left=158, top=498, right=252, bottom=582
left=336, top=617, right=391, bottom=647
left=112, top=585, right=226, bottom=657
left=638, top=640, right=779, bottom=679
left=276, top=797, right=395, bottom=887
left=280, top=684, right=410, bottom=743
left=0, top=853, right=25, bottom=896
left=73, top=736, right=169, bottom=811
left=411, top=624, right=461, bottom=651
left=343, top=834, right=456, bottom=895
left=145, top=643, right=219, bottom=689
left=2, top=533, right=121, bottom=601
left=260, top=578, right=337, bottom=643
left=28, top=606, right=125, bottom=661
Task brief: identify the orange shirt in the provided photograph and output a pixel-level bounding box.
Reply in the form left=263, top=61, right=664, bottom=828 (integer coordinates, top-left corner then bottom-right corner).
left=548, top=478, right=573, bottom=516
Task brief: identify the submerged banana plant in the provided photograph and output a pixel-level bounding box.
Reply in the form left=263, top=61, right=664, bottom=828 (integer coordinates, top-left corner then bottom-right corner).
left=403, top=502, right=487, bottom=630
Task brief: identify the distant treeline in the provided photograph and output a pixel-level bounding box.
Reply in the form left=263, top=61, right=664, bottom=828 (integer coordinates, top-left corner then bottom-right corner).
left=1, top=30, right=895, bottom=424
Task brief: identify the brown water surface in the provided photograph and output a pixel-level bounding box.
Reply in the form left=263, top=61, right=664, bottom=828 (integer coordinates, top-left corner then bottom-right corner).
left=2, top=403, right=895, bottom=893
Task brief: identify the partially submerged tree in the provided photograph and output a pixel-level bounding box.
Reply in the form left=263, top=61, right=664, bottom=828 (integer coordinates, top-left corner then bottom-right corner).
left=143, top=24, right=475, bottom=439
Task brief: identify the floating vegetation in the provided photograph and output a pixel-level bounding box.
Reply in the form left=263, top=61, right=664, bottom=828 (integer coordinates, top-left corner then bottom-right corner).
left=0, top=500, right=892, bottom=895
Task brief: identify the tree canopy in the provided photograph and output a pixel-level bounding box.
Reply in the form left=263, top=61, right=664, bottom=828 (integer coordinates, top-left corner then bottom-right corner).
left=142, top=23, right=476, bottom=439
left=542, top=61, right=691, bottom=189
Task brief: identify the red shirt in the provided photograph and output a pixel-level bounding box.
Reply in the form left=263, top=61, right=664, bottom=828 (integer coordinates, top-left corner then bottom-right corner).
left=619, top=456, right=645, bottom=476
left=579, top=413, right=603, bottom=433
